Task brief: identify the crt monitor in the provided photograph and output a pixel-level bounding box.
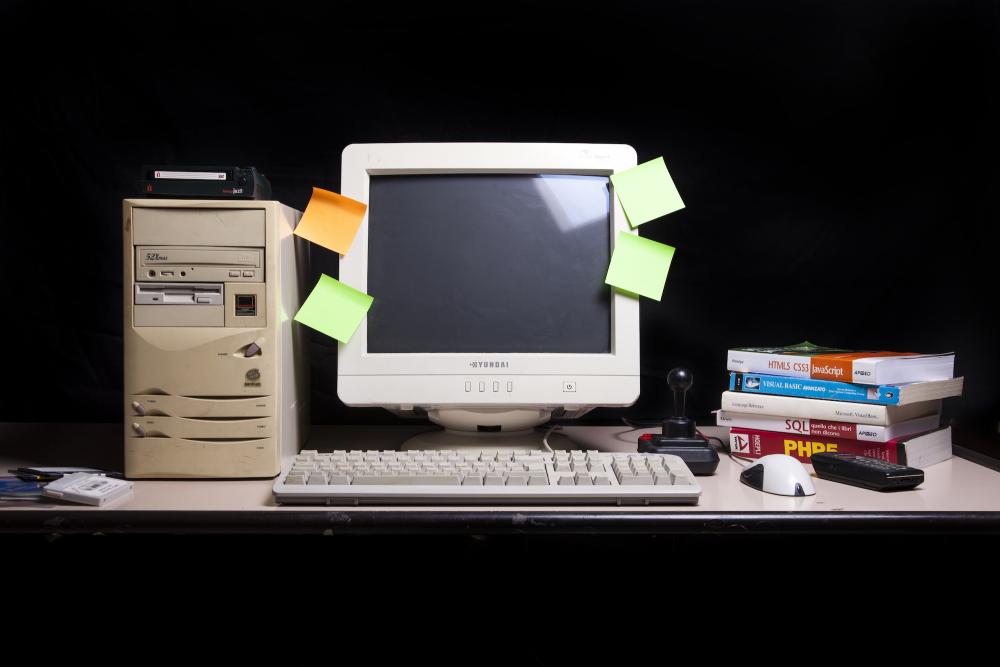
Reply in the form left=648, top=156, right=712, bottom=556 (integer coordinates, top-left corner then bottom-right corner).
left=338, top=143, right=640, bottom=436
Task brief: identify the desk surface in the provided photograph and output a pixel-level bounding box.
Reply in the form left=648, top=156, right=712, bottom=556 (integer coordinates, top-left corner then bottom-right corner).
left=2, top=423, right=1000, bottom=534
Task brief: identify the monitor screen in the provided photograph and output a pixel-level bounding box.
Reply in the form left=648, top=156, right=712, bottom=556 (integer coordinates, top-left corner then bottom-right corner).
left=366, top=173, right=612, bottom=354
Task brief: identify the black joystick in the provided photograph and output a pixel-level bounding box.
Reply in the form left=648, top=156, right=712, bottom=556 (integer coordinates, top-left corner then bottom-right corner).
left=663, top=367, right=697, bottom=441
left=637, top=367, right=720, bottom=475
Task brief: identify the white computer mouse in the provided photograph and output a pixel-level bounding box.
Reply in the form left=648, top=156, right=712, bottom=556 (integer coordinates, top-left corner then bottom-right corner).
left=740, top=454, right=816, bottom=497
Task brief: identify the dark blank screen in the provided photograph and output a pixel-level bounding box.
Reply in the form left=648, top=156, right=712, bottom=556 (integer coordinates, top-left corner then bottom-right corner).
left=366, top=174, right=611, bottom=354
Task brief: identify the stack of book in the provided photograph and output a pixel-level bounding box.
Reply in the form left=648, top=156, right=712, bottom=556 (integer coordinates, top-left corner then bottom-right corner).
left=718, top=342, right=963, bottom=467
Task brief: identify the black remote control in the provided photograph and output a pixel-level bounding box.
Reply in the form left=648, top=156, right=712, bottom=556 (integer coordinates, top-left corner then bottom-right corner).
left=811, top=453, right=924, bottom=492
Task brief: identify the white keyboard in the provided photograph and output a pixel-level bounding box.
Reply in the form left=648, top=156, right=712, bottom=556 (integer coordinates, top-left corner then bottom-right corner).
left=273, top=449, right=701, bottom=505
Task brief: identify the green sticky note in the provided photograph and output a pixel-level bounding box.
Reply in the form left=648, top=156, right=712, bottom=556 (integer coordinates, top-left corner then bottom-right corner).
left=294, top=274, right=373, bottom=343
left=610, top=156, right=685, bottom=228
left=604, top=232, right=675, bottom=301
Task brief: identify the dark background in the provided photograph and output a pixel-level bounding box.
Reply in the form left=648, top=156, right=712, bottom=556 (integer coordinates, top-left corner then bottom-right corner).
left=1, top=1, right=997, bottom=444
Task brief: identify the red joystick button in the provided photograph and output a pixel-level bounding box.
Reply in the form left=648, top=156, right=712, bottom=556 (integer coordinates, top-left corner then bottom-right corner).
left=639, top=433, right=653, bottom=441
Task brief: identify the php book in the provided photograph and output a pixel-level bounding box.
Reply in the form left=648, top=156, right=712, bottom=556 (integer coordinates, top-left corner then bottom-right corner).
left=728, top=426, right=952, bottom=466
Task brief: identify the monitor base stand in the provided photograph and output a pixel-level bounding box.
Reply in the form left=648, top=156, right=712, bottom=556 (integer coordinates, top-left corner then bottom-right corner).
left=426, top=407, right=553, bottom=433
left=400, top=428, right=575, bottom=452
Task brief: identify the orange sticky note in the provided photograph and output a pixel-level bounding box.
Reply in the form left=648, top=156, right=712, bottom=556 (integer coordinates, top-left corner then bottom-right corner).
left=293, top=187, right=367, bottom=255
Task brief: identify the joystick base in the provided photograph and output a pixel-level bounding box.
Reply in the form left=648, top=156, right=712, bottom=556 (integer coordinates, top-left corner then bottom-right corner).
left=638, top=433, right=720, bottom=475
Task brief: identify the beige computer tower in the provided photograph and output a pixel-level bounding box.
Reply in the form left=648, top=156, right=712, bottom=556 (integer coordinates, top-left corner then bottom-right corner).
left=123, top=199, right=308, bottom=478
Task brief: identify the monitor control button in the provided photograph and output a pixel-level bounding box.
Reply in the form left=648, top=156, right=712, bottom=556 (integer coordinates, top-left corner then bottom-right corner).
left=131, top=401, right=145, bottom=416
left=506, top=382, right=512, bottom=392
left=492, top=381, right=499, bottom=392
left=478, top=381, right=486, bottom=392
left=563, top=381, right=577, bottom=392
left=229, top=270, right=240, bottom=277
left=131, top=423, right=145, bottom=436
left=244, top=342, right=261, bottom=357
left=464, top=381, right=472, bottom=392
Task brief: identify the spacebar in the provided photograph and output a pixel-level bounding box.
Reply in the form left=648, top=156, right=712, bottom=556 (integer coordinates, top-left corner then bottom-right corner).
left=351, top=475, right=463, bottom=485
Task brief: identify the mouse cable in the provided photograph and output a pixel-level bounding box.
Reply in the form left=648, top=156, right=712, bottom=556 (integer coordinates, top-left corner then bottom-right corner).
left=697, top=431, right=730, bottom=454
left=728, top=452, right=755, bottom=468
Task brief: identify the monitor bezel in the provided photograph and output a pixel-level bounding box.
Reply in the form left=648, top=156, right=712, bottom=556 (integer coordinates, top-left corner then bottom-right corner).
left=337, top=143, right=640, bottom=406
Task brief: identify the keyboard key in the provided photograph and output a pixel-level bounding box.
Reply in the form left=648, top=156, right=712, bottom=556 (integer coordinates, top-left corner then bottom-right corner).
left=352, top=475, right=463, bottom=485
left=528, top=472, right=549, bottom=486
left=507, top=473, right=529, bottom=485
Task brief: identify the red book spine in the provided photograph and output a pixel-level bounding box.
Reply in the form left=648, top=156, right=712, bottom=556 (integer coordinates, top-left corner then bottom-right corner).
left=728, top=427, right=901, bottom=463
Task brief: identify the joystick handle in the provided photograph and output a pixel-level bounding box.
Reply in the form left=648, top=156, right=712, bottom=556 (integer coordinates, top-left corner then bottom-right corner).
left=667, top=367, right=693, bottom=418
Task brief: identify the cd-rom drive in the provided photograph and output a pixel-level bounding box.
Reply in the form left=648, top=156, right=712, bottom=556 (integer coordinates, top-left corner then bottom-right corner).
left=136, top=246, right=263, bottom=282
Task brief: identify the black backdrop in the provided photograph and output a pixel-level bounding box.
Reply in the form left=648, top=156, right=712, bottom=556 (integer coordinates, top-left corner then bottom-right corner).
left=1, top=0, right=997, bottom=439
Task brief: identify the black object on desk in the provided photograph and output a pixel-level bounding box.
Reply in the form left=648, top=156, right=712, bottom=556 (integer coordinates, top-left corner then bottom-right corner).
left=638, top=368, right=721, bottom=475
left=811, top=453, right=924, bottom=491
left=9, top=466, right=123, bottom=482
